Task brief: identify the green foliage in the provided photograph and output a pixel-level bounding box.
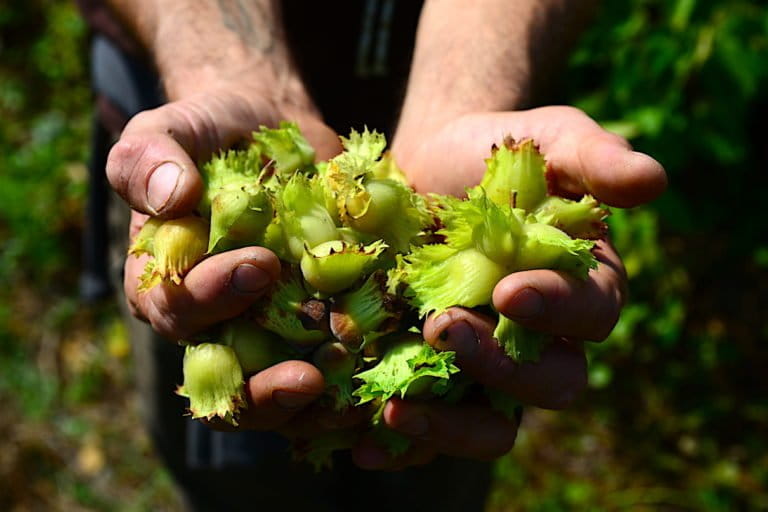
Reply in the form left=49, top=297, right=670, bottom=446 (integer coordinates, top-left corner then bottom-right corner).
left=0, top=3, right=177, bottom=511
left=0, top=2, right=89, bottom=288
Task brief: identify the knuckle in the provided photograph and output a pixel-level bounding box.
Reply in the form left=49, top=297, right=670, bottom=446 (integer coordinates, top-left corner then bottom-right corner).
left=125, top=109, right=158, bottom=132
left=560, top=105, right=584, bottom=117
left=545, top=104, right=584, bottom=120
left=164, top=101, right=222, bottom=157
left=148, top=312, right=183, bottom=341
left=146, top=292, right=190, bottom=341
left=488, top=429, right=518, bottom=459
left=106, top=138, right=137, bottom=191
left=106, top=134, right=150, bottom=206
left=599, top=128, right=633, bottom=150
left=125, top=296, right=147, bottom=323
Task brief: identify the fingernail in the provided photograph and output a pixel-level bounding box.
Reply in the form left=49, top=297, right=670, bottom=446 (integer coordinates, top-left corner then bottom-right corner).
left=436, top=320, right=478, bottom=356
left=231, top=264, right=270, bottom=293
left=273, top=390, right=315, bottom=410
left=394, top=412, right=429, bottom=438
left=147, top=161, right=182, bottom=213
left=506, top=287, right=544, bottom=318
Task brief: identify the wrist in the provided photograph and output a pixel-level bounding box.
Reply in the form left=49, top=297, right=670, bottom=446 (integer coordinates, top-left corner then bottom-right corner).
left=163, top=71, right=317, bottom=118
left=158, top=57, right=312, bottom=116
left=166, top=81, right=323, bottom=132
left=150, top=1, right=311, bottom=111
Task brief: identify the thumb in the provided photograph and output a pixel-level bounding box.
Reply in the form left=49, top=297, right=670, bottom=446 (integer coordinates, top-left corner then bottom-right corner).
left=106, top=92, right=277, bottom=217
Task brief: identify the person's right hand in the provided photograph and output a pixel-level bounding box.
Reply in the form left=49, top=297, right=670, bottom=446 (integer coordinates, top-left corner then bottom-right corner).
left=107, top=84, right=345, bottom=432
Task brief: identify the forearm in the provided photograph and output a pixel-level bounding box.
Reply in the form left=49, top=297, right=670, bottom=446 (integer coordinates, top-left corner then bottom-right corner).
left=394, top=0, right=596, bottom=149
left=105, top=0, right=312, bottom=108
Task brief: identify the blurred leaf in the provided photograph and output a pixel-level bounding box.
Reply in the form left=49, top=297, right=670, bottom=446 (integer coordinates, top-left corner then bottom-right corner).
left=671, top=0, right=697, bottom=31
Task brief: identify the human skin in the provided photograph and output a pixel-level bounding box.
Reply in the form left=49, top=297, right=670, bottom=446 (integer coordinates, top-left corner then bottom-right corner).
left=352, top=0, right=667, bottom=469
left=104, top=0, right=666, bottom=469
left=106, top=0, right=343, bottom=431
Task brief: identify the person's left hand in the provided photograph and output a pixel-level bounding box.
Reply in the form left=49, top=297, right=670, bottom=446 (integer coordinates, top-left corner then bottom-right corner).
left=350, top=106, right=667, bottom=470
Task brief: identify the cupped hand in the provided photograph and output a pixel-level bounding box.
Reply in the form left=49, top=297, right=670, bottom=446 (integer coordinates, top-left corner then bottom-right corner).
left=109, top=85, right=343, bottom=431
left=395, top=106, right=666, bottom=205
left=393, top=106, right=662, bottom=355
left=351, top=310, right=583, bottom=470
left=355, top=106, right=668, bottom=469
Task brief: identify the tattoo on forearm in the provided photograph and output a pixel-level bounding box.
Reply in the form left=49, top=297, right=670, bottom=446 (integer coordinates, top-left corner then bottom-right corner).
left=216, top=0, right=276, bottom=52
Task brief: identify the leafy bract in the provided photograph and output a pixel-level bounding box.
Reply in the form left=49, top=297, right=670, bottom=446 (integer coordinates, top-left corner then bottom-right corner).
left=437, top=188, right=523, bottom=267
left=493, top=314, right=549, bottom=363
left=533, top=195, right=609, bottom=239
left=329, top=272, right=400, bottom=350
left=221, top=320, right=297, bottom=374
left=138, top=217, right=209, bottom=290
left=322, top=129, right=431, bottom=252
left=300, top=239, right=387, bottom=294
left=337, top=126, right=386, bottom=172
left=393, top=245, right=508, bottom=316
left=369, top=152, right=408, bottom=183
left=207, top=186, right=273, bottom=253
left=128, top=217, right=163, bottom=256
left=480, top=138, right=547, bottom=211
left=298, top=430, right=359, bottom=472
left=517, top=222, right=597, bottom=279
left=324, top=159, right=370, bottom=223
left=275, top=173, right=340, bottom=262
left=252, top=121, right=316, bottom=176
left=257, top=270, right=328, bottom=347
left=351, top=178, right=432, bottom=252
left=199, top=145, right=264, bottom=216
left=353, top=336, right=459, bottom=405
left=176, top=343, right=245, bottom=426
left=313, top=341, right=358, bottom=411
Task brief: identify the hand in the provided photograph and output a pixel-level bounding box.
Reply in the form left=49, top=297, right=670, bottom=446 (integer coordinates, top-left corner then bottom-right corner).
left=396, top=106, right=666, bottom=205
left=108, top=84, right=344, bottom=431
left=351, top=106, right=666, bottom=469
left=350, top=311, right=580, bottom=470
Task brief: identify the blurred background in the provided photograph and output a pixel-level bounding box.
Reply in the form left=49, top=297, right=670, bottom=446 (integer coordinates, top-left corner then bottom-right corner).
left=1, top=1, right=766, bottom=510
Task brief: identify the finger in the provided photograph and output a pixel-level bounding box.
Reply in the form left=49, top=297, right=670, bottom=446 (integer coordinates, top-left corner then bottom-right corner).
left=437, top=108, right=667, bottom=207
left=492, top=239, right=627, bottom=341
left=382, top=399, right=518, bottom=461
left=237, top=360, right=326, bottom=430
left=280, top=403, right=372, bottom=438
left=106, top=100, right=231, bottom=217
left=424, top=309, right=588, bottom=409
left=107, top=94, right=342, bottom=218
left=351, top=431, right=436, bottom=471
left=546, top=127, right=667, bottom=208
left=126, top=246, right=280, bottom=340
left=511, top=107, right=667, bottom=207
